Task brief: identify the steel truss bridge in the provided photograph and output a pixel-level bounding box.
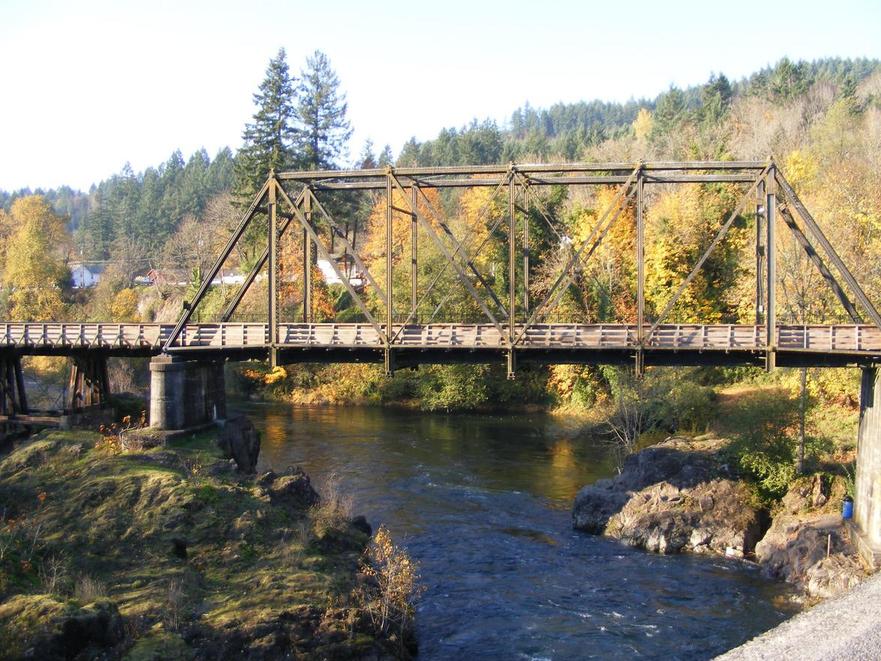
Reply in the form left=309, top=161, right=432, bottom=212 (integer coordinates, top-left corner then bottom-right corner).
left=2, top=160, right=881, bottom=418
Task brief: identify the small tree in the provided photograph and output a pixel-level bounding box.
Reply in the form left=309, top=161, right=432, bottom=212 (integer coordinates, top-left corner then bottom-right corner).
left=3, top=196, right=70, bottom=321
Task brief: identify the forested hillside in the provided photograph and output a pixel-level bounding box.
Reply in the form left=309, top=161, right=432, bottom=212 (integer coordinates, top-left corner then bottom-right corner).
left=1, top=55, right=880, bottom=417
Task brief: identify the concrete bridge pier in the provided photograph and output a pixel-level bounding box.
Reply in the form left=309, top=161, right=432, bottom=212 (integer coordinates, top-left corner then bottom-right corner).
left=149, top=355, right=226, bottom=431
left=854, top=367, right=881, bottom=567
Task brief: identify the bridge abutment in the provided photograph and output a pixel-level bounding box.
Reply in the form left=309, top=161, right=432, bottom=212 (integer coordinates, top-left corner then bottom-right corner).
left=149, top=355, right=226, bottom=431
left=854, top=367, right=881, bottom=566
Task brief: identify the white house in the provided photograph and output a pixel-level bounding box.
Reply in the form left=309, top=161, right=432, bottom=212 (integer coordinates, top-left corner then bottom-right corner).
left=316, top=258, right=364, bottom=287
left=69, top=263, right=104, bottom=288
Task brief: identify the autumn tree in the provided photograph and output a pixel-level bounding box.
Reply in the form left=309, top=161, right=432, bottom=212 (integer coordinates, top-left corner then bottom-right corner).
left=3, top=196, right=71, bottom=320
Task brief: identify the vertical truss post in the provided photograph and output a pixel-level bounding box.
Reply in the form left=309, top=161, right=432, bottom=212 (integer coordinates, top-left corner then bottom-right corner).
left=385, top=169, right=395, bottom=376
left=635, top=167, right=645, bottom=376
left=755, top=177, right=766, bottom=325
left=303, top=192, right=312, bottom=323
left=508, top=167, right=517, bottom=378
left=765, top=166, right=777, bottom=371
left=268, top=176, right=279, bottom=368
left=411, top=185, right=418, bottom=319
left=523, top=184, right=530, bottom=315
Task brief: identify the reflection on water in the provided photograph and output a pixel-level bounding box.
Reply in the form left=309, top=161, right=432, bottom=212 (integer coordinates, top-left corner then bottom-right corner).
left=238, top=402, right=797, bottom=660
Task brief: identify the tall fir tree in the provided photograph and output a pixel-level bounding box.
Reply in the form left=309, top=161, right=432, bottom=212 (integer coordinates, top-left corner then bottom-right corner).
left=234, top=48, right=299, bottom=204
left=296, top=50, right=353, bottom=169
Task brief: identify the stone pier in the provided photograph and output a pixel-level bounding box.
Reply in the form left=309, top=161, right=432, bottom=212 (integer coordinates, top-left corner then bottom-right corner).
left=149, top=355, right=226, bottom=431
left=854, top=367, right=881, bottom=566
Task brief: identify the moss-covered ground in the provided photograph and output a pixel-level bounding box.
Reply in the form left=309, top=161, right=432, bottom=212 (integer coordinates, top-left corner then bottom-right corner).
left=0, top=430, right=409, bottom=660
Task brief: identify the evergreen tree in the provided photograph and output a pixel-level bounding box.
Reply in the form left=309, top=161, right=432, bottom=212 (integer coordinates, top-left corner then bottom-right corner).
left=234, top=48, right=299, bottom=203
left=296, top=50, right=353, bottom=169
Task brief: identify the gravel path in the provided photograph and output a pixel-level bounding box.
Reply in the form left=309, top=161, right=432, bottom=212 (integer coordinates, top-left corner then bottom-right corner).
left=717, top=571, right=881, bottom=660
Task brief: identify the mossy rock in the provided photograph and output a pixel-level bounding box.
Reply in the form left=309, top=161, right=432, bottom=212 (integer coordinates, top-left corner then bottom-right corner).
left=124, top=629, right=192, bottom=660
left=0, top=594, right=124, bottom=660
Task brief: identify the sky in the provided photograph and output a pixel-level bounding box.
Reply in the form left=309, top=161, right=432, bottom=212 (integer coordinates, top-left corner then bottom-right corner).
left=1, top=0, right=880, bottom=191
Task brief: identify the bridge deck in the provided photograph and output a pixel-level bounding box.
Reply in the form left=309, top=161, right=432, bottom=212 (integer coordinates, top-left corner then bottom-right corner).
left=0, top=322, right=879, bottom=366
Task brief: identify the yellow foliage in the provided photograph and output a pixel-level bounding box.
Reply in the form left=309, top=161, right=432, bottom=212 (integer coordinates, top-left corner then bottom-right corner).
left=633, top=108, right=653, bottom=142
left=3, top=196, right=70, bottom=321
left=109, top=288, right=140, bottom=321
left=263, top=366, right=288, bottom=385
left=645, top=184, right=745, bottom=323
left=783, top=150, right=818, bottom=190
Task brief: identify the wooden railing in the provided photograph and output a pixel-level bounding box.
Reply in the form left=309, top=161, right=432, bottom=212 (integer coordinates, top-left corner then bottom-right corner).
left=0, top=322, right=880, bottom=355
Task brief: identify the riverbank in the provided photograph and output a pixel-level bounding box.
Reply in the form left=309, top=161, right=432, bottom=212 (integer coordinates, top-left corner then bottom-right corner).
left=717, top=569, right=881, bottom=660
left=572, top=435, right=871, bottom=602
left=0, top=428, right=417, bottom=659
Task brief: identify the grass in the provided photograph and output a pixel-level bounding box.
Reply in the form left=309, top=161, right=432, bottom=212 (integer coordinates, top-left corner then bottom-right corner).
left=0, top=429, right=406, bottom=658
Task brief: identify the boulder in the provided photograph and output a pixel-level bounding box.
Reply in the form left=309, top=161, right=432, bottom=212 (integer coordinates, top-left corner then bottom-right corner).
left=260, top=467, right=320, bottom=511
left=755, top=478, right=865, bottom=600
left=0, top=596, right=125, bottom=660
left=573, top=437, right=764, bottom=556
left=216, top=416, right=261, bottom=473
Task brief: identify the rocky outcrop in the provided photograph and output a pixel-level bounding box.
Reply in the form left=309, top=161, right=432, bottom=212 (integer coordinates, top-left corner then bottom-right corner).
left=573, top=437, right=765, bottom=557
left=216, top=415, right=261, bottom=473
left=258, top=467, right=320, bottom=510
left=755, top=475, right=865, bottom=600
left=0, top=596, right=125, bottom=660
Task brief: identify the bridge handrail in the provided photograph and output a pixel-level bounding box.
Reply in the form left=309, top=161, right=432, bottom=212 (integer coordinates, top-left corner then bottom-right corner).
left=0, top=322, right=878, bottom=354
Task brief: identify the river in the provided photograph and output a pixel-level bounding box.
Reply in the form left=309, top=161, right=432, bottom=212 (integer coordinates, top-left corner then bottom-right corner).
left=235, top=401, right=798, bottom=660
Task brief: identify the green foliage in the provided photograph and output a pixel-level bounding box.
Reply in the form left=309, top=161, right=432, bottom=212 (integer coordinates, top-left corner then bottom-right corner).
left=234, top=48, right=300, bottom=203
left=722, top=391, right=801, bottom=501
left=297, top=50, right=353, bottom=169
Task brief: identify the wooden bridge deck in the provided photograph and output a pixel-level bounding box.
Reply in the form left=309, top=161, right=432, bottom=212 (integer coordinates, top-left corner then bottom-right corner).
left=0, top=322, right=879, bottom=367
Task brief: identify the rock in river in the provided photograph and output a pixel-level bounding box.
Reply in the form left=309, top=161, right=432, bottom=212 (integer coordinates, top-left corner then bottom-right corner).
left=573, top=437, right=765, bottom=557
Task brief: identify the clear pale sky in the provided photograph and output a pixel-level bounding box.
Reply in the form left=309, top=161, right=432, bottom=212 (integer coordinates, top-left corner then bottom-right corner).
left=1, top=0, right=880, bottom=191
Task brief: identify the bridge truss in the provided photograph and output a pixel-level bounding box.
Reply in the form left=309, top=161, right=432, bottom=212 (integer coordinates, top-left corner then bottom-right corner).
left=154, top=160, right=881, bottom=376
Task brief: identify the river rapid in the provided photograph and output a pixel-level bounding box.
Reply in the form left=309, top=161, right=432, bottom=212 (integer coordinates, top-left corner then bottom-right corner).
left=236, top=402, right=797, bottom=660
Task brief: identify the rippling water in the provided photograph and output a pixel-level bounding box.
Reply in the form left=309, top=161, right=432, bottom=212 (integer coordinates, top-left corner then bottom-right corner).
left=236, top=402, right=798, bottom=660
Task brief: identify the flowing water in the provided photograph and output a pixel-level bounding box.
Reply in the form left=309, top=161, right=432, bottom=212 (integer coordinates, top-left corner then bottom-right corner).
left=236, top=401, right=798, bottom=660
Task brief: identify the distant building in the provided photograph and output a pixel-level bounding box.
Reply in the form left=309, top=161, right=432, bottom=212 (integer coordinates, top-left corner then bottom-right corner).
left=317, top=258, right=364, bottom=287
left=69, top=263, right=104, bottom=288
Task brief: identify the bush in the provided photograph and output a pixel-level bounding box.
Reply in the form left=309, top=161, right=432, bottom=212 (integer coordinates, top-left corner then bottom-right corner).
left=722, top=390, right=801, bottom=501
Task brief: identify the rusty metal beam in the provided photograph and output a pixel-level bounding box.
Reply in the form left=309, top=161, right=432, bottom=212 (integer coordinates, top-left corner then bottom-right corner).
left=277, top=161, right=767, bottom=181
left=515, top=167, right=641, bottom=344
left=274, top=183, right=389, bottom=345
left=645, top=167, right=770, bottom=341
left=776, top=172, right=881, bottom=331
left=779, top=206, right=861, bottom=323
left=164, top=179, right=270, bottom=350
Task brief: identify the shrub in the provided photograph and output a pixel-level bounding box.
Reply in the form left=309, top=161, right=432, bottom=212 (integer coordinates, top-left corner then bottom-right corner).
left=723, top=390, right=801, bottom=501
left=356, top=525, right=421, bottom=644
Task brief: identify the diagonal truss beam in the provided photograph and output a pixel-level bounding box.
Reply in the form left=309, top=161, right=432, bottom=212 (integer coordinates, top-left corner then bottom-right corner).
left=388, top=172, right=508, bottom=341
left=303, top=187, right=388, bottom=306
left=164, top=179, right=270, bottom=350
left=513, top=171, right=618, bottom=315
left=776, top=172, right=881, bottom=330
left=645, top=167, right=770, bottom=342
left=220, top=188, right=306, bottom=322
left=412, top=178, right=511, bottom=320
left=515, top=167, right=641, bottom=344
left=423, top=179, right=530, bottom=324
left=274, top=182, right=389, bottom=344
left=419, top=179, right=517, bottom=325
left=779, top=206, right=861, bottom=323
